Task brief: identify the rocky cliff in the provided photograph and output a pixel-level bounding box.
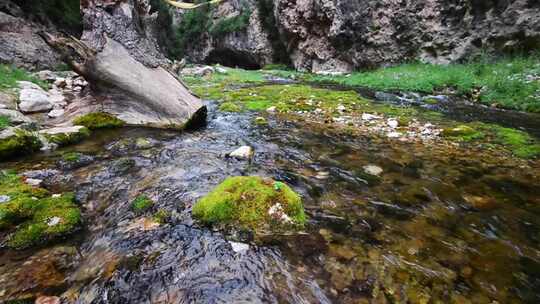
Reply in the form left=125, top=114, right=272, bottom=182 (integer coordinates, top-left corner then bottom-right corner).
left=165, top=0, right=540, bottom=72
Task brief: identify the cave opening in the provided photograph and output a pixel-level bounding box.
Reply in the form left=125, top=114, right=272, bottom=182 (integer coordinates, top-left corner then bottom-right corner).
left=205, top=49, right=261, bottom=70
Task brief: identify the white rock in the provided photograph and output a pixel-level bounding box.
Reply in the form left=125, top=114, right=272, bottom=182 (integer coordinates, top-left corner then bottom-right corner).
left=215, top=67, right=228, bottom=74
left=363, top=164, right=383, bottom=176
left=48, top=93, right=66, bottom=105
left=266, top=106, right=277, bottom=113
left=48, top=108, right=65, bottom=118
left=229, top=146, right=254, bottom=159
left=47, top=216, right=61, bottom=226
left=73, top=77, right=88, bottom=87
left=0, top=195, right=10, bottom=203
left=229, top=241, right=249, bottom=253
left=336, top=104, right=346, bottom=112
left=361, top=113, right=380, bottom=121
left=268, top=203, right=293, bottom=224
left=387, top=119, right=399, bottom=129
left=18, top=88, right=53, bottom=113
left=52, top=194, right=62, bottom=198
left=387, top=131, right=402, bottom=138
left=25, top=178, right=42, bottom=186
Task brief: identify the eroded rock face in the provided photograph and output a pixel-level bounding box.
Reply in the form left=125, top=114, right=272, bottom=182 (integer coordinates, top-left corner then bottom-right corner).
left=170, top=0, right=540, bottom=72
left=0, top=10, right=61, bottom=70
left=274, top=0, right=540, bottom=72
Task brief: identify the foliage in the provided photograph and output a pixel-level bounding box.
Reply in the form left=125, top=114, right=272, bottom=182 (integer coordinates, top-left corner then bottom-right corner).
left=0, top=65, right=48, bottom=91
left=174, top=4, right=214, bottom=57
left=132, top=195, right=154, bottom=214
left=0, top=172, right=81, bottom=249
left=209, top=9, right=252, bottom=37
left=192, top=176, right=306, bottom=232
left=73, top=113, right=125, bottom=129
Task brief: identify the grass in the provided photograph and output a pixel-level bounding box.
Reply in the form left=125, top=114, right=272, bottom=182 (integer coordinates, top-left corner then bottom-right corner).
left=0, top=65, right=48, bottom=91
left=131, top=195, right=154, bottom=214
left=311, top=56, right=540, bottom=113
left=192, top=176, right=306, bottom=232
left=0, top=172, right=81, bottom=249
left=73, top=113, right=125, bottom=129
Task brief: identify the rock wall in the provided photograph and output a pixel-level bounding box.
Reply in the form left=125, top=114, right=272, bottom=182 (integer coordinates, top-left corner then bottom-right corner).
left=0, top=2, right=61, bottom=70
left=166, top=0, right=540, bottom=72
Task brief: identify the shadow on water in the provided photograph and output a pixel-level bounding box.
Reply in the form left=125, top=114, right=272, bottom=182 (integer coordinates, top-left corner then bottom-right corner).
left=0, top=100, right=539, bottom=303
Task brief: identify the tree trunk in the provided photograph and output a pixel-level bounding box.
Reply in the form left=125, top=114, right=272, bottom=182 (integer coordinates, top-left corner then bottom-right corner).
left=42, top=0, right=206, bottom=129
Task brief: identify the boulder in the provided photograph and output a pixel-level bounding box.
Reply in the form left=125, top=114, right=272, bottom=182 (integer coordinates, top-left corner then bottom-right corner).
left=0, top=109, right=32, bottom=124
left=39, top=125, right=90, bottom=147
left=18, top=87, right=53, bottom=113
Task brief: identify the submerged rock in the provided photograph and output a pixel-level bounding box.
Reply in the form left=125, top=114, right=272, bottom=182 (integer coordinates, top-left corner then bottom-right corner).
left=192, top=176, right=306, bottom=238
left=39, top=126, right=91, bottom=147
left=363, top=164, right=383, bottom=176
left=228, top=146, right=254, bottom=160
left=0, top=127, right=41, bottom=159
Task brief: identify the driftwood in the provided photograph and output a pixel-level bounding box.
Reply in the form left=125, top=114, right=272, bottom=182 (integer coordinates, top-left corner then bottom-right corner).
left=41, top=0, right=206, bottom=129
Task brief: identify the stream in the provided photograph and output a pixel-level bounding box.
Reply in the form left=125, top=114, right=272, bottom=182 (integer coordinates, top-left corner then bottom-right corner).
left=1, top=90, right=540, bottom=303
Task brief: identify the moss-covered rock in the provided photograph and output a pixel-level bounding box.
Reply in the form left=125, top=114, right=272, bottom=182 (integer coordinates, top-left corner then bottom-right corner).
left=441, top=125, right=484, bottom=141
left=131, top=195, right=153, bottom=214
left=0, top=128, right=42, bottom=160
left=193, top=176, right=306, bottom=235
left=494, top=127, right=540, bottom=158
left=219, top=102, right=242, bottom=112
left=72, top=112, right=125, bottom=129
left=0, top=172, right=81, bottom=249
left=40, top=125, right=91, bottom=146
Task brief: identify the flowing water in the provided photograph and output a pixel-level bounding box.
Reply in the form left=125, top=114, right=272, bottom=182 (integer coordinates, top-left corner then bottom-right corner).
left=1, top=95, right=540, bottom=303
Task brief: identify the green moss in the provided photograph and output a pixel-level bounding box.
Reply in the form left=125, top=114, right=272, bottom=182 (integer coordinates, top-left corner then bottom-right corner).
left=45, top=127, right=91, bottom=146
left=0, top=115, right=10, bottom=130
left=423, top=98, right=439, bottom=105
left=494, top=127, right=540, bottom=158
left=62, top=151, right=82, bottom=162
left=132, top=195, right=154, bottom=214
left=262, top=64, right=291, bottom=71
left=153, top=209, right=170, bottom=224
left=441, top=125, right=485, bottom=142
left=254, top=116, right=268, bottom=125
left=192, top=176, right=306, bottom=233
left=0, top=129, right=42, bottom=160
left=219, top=102, right=242, bottom=112
left=0, top=172, right=81, bottom=249
left=73, top=113, right=125, bottom=129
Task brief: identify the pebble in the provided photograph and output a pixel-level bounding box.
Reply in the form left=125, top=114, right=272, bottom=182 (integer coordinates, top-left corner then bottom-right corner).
left=363, top=164, right=383, bottom=176
left=387, top=131, right=402, bottom=138
left=0, top=195, right=10, bottom=203
left=387, top=118, right=399, bottom=129
left=361, top=113, right=380, bottom=121
left=229, top=241, right=250, bottom=253
left=229, top=146, right=254, bottom=159
left=266, top=106, right=277, bottom=113
left=25, top=178, right=43, bottom=186
left=47, top=216, right=62, bottom=226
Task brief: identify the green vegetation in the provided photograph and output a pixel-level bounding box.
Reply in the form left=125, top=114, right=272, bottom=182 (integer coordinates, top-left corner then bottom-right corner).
left=174, top=3, right=213, bottom=57
left=44, top=127, right=91, bottom=146
left=0, top=116, right=10, bottom=130
left=73, top=113, right=125, bottom=129
left=132, top=195, right=154, bottom=214
left=493, top=127, right=540, bottom=158
left=0, top=65, right=47, bottom=91
left=209, top=9, right=251, bottom=37
left=153, top=209, right=170, bottom=224
left=219, top=102, right=242, bottom=112
left=312, top=56, right=540, bottom=112
left=193, top=176, right=306, bottom=233
left=62, top=151, right=82, bottom=162
left=262, top=64, right=291, bottom=71
left=0, top=129, right=42, bottom=160
left=0, top=172, right=81, bottom=249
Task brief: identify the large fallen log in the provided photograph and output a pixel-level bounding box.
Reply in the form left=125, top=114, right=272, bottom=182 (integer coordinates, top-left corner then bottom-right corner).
left=41, top=0, right=206, bottom=129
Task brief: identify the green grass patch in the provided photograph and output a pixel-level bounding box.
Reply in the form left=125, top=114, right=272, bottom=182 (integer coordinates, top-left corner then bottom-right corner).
left=0, top=172, right=81, bottom=249
left=209, top=9, right=251, bottom=37
left=0, top=116, right=10, bottom=130
left=493, top=127, right=540, bottom=158
left=193, top=176, right=306, bottom=233
left=73, top=113, right=125, bottom=129
left=0, top=65, right=48, bottom=91
left=132, top=195, right=154, bottom=214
